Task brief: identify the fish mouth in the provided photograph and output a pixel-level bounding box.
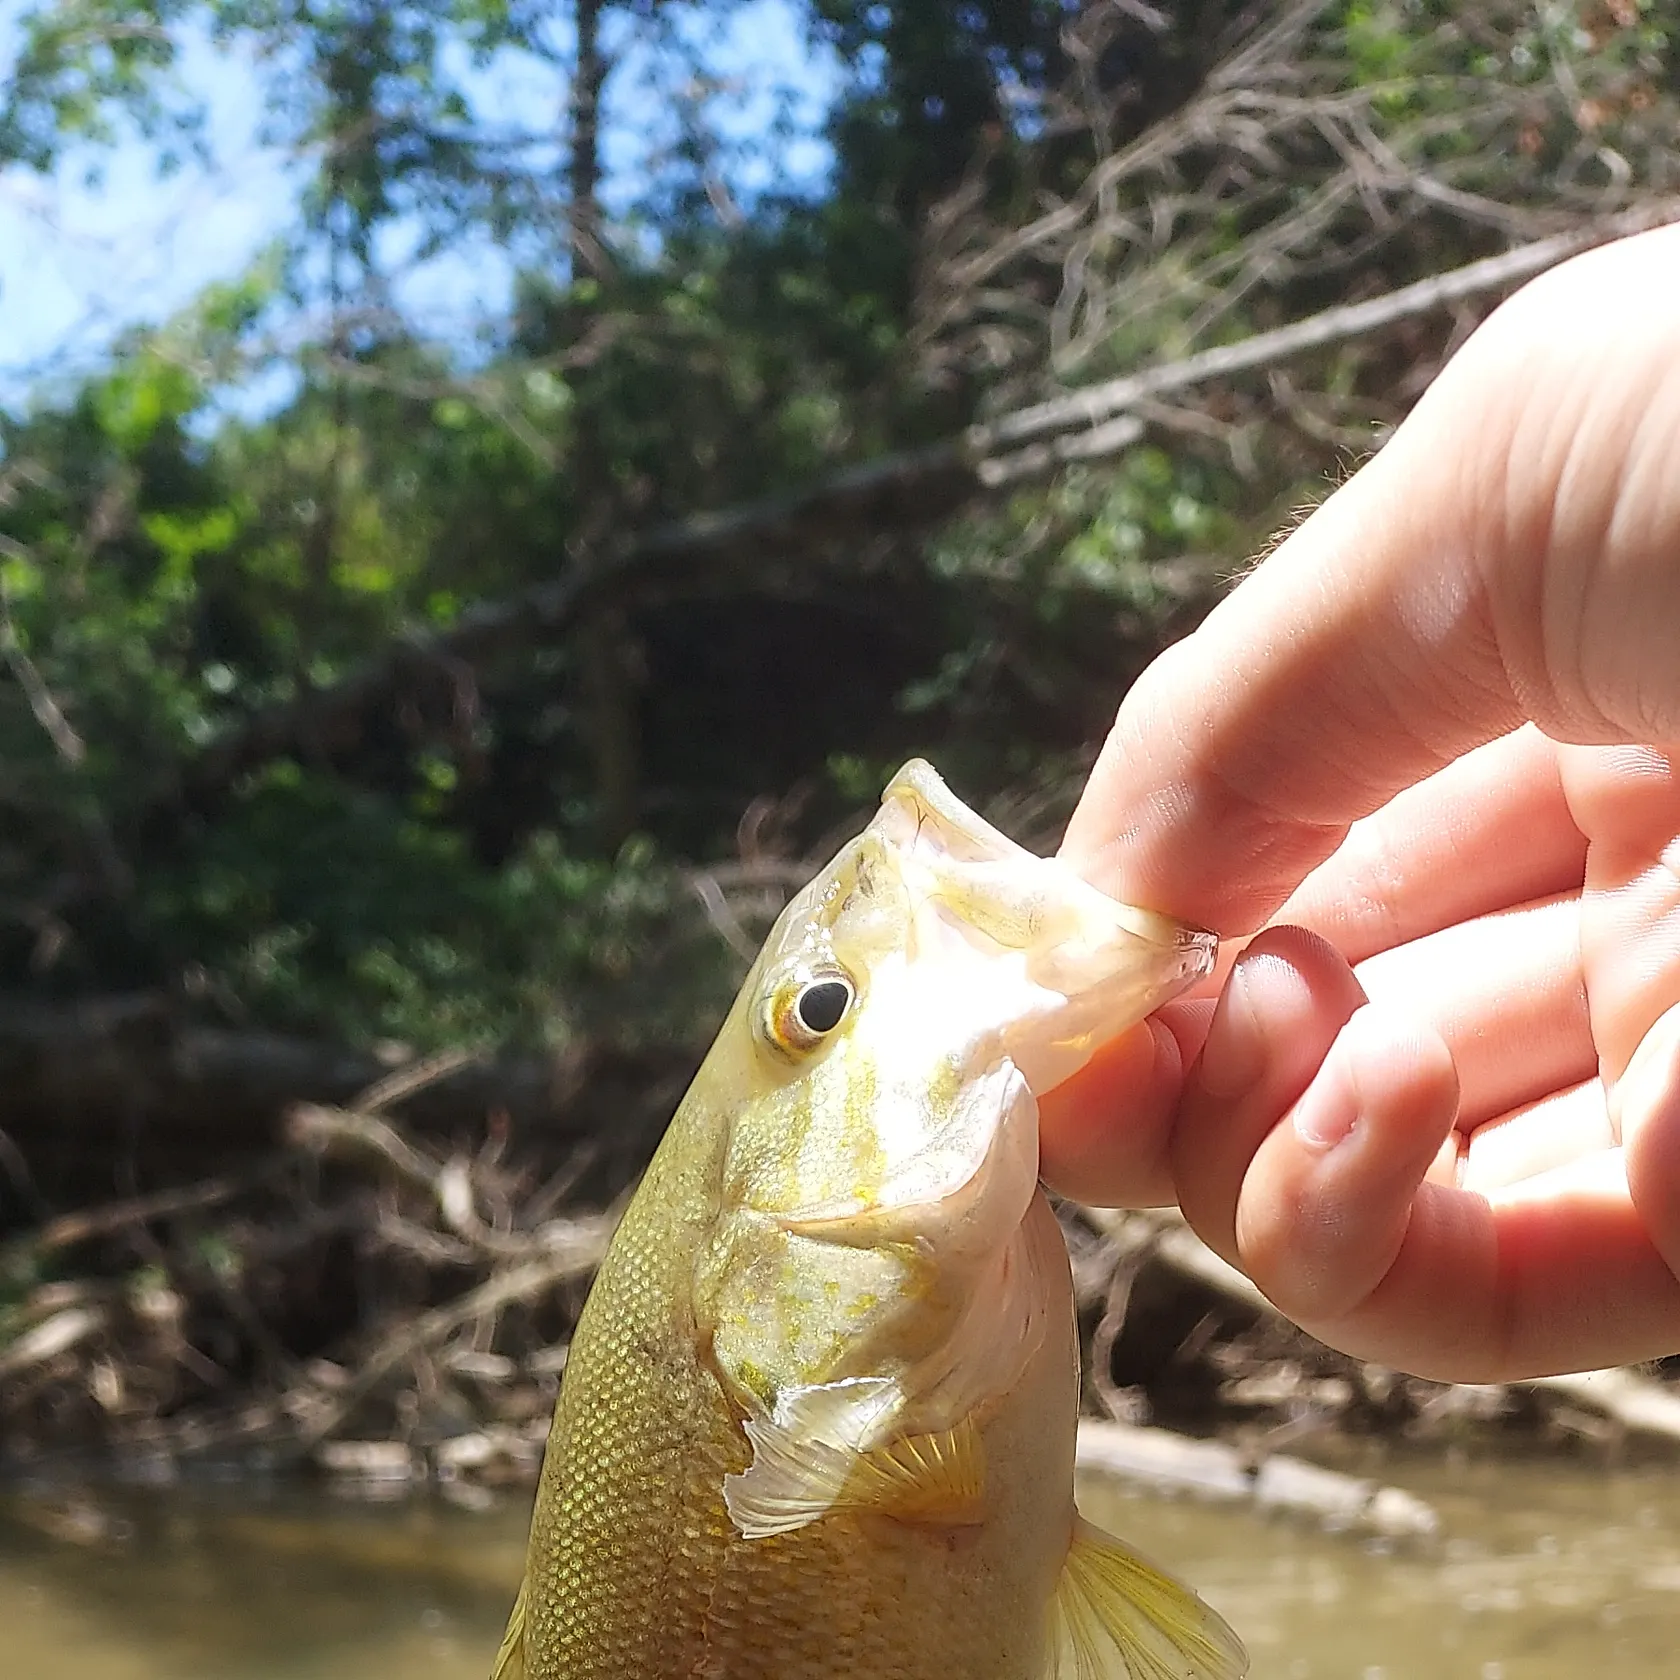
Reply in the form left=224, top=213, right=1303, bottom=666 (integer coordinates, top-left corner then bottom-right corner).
left=869, top=760, right=1217, bottom=1091
left=874, top=758, right=1216, bottom=968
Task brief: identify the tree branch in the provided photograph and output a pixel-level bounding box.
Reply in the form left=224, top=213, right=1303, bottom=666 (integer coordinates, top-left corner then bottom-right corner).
left=138, top=205, right=1677, bottom=826
left=975, top=201, right=1680, bottom=455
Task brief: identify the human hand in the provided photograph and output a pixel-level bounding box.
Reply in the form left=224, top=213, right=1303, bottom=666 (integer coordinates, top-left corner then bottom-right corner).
left=1039, top=223, right=1680, bottom=1382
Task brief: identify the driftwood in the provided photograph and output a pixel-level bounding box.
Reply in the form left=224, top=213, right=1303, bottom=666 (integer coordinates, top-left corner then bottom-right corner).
left=287, top=1227, right=614, bottom=1452
left=285, top=1099, right=616, bottom=1264
left=9, top=1054, right=1680, bottom=1481
left=0, top=1305, right=108, bottom=1382
left=1074, top=1418, right=1437, bottom=1539
left=0, top=1037, right=641, bottom=1473
left=1080, top=1203, right=1680, bottom=1450
left=1528, top=1367, right=1680, bottom=1445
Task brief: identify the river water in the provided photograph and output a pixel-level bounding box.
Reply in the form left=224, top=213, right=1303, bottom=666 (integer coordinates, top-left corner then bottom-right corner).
left=4, top=1449, right=1677, bottom=1678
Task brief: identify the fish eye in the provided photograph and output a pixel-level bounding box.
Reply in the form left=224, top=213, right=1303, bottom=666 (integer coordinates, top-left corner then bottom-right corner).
left=795, top=977, right=852, bottom=1036
left=762, top=966, right=856, bottom=1056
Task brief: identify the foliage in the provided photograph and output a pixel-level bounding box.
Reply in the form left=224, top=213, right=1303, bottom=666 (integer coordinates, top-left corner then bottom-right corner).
left=1, top=0, right=1677, bottom=1077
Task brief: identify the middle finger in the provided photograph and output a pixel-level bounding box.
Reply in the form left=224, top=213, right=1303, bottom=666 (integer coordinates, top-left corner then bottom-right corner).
left=1354, top=894, right=1592, bottom=1132
left=1282, top=724, right=1585, bottom=962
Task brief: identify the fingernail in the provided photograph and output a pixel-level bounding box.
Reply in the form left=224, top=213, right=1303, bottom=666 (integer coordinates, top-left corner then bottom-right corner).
left=1292, top=1059, right=1358, bottom=1152
left=1196, top=959, right=1268, bottom=1100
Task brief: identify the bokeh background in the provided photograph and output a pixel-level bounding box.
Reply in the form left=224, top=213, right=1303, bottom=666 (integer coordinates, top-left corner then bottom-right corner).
left=4, top=4, right=1680, bottom=1675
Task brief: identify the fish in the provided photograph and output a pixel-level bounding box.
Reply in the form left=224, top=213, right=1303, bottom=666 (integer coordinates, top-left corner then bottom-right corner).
left=493, top=759, right=1246, bottom=1680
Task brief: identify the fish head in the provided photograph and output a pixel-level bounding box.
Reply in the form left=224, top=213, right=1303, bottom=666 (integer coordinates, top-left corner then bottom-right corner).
left=712, top=757, right=1215, bottom=1229
left=692, top=760, right=1214, bottom=1521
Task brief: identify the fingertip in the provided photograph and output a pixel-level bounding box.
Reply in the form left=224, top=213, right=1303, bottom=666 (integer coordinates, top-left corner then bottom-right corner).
left=1196, top=926, right=1355, bottom=1099
left=1237, top=1005, right=1460, bottom=1325
left=1038, top=1017, right=1183, bottom=1207
left=1171, top=925, right=1367, bottom=1264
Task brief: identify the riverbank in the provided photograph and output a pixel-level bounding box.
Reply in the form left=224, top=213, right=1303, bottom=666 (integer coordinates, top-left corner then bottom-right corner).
left=6, top=1074, right=1680, bottom=1493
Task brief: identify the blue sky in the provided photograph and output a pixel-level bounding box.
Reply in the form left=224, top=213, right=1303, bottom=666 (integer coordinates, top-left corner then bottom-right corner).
left=0, top=0, right=837, bottom=412
left=0, top=20, right=297, bottom=401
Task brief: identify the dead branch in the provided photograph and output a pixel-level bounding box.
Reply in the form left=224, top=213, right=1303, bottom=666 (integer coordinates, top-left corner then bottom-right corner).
left=0, top=1305, right=108, bottom=1380
left=2, top=1065, right=629, bottom=1465
left=0, top=591, right=86, bottom=767
left=286, top=1100, right=598, bottom=1261
left=21, top=1171, right=271, bottom=1258
left=352, top=1047, right=484, bottom=1115
left=978, top=202, right=1679, bottom=458
left=289, top=1232, right=612, bottom=1448
left=916, top=1, right=1677, bottom=395
left=286, top=1103, right=449, bottom=1199
left=0, top=993, right=694, bottom=1194
left=1, top=566, right=132, bottom=899
left=108, top=206, right=1674, bottom=833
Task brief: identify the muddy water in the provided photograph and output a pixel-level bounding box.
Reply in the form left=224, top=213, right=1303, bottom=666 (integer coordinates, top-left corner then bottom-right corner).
left=4, top=1452, right=1678, bottom=1678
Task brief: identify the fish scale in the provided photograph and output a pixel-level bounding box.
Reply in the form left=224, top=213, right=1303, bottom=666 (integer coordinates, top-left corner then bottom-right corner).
left=519, top=1101, right=1066, bottom=1677
left=523, top=1107, right=730, bottom=1675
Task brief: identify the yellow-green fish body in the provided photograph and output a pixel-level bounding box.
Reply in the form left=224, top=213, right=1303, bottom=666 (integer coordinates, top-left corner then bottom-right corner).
left=496, top=762, right=1246, bottom=1680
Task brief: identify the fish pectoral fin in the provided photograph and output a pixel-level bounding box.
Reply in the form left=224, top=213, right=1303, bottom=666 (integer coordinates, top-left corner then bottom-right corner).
left=844, top=1415, right=986, bottom=1525
left=1045, top=1513, right=1247, bottom=1680
left=724, top=1411, right=986, bottom=1539
left=490, top=1578, right=528, bottom=1680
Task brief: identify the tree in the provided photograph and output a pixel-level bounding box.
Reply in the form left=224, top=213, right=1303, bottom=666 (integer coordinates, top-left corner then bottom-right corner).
left=0, top=0, right=1676, bottom=1146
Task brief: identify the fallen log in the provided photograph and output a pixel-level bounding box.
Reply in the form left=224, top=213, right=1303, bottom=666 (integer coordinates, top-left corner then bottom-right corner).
left=1074, top=1418, right=1438, bottom=1539
left=0, top=994, right=695, bottom=1214
left=1528, top=1367, right=1680, bottom=1446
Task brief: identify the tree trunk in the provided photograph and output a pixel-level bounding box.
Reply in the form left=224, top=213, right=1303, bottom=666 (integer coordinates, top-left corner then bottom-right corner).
left=565, top=0, right=642, bottom=850
left=567, top=0, right=610, bottom=285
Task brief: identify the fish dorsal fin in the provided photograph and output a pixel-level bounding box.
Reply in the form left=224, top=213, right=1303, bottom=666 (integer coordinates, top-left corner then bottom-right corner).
left=724, top=1406, right=986, bottom=1539
left=490, top=1578, right=528, bottom=1680
left=1046, top=1514, right=1247, bottom=1680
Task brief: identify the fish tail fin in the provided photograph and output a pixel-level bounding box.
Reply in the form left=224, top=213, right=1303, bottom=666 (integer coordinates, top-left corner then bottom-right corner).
left=490, top=1578, right=528, bottom=1680
left=1045, top=1512, right=1247, bottom=1680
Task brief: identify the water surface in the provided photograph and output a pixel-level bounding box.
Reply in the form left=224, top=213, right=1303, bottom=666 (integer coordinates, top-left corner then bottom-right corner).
left=5, top=1451, right=1678, bottom=1677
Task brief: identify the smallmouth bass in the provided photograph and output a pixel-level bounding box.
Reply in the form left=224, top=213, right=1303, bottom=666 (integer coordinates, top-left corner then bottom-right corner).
left=494, top=761, right=1246, bottom=1679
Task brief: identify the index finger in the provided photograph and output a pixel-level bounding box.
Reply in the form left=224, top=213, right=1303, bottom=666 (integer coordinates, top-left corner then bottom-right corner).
left=1059, top=224, right=1680, bottom=933
left=1059, top=423, right=1520, bottom=933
